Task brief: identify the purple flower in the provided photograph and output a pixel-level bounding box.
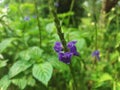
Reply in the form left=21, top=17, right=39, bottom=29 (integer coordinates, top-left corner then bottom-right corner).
left=24, top=16, right=30, bottom=21
left=58, top=52, right=73, bottom=64
left=54, top=42, right=63, bottom=53
left=67, top=41, right=79, bottom=56
left=92, top=50, right=100, bottom=60
left=54, top=41, right=79, bottom=64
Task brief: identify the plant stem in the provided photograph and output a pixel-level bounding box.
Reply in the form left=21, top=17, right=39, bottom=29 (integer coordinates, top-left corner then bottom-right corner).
left=95, top=22, right=97, bottom=50
left=69, top=0, right=75, bottom=12
left=50, top=1, right=68, bottom=52
left=68, top=0, right=75, bottom=24
left=34, top=0, right=42, bottom=48
left=93, top=14, right=98, bottom=50
left=93, top=14, right=98, bottom=64
left=69, top=64, right=77, bottom=90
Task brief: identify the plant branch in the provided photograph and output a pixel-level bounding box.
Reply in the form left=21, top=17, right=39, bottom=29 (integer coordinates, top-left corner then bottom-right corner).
left=50, top=1, right=68, bottom=52
left=34, top=0, right=42, bottom=48
left=69, top=64, right=77, bottom=90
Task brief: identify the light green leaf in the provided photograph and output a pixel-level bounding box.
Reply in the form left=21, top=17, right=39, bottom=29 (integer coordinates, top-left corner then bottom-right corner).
left=49, top=56, right=69, bottom=72
left=29, top=46, right=43, bottom=59
left=15, top=50, right=31, bottom=61
left=46, top=22, right=55, bottom=33
left=32, top=62, right=53, bottom=86
left=9, top=60, right=33, bottom=78
left=27, top=76, right=36, bottom=87
left=116, top=82, right=120, bottom=90
left=98, top=73, right=113, bottom=83
left=0, top=38, right=14, bottom=53
left=0, top=60, right=8, bottom=68
left=0, top=75, right=11, bottom=90
left=112, top=81, right=120, bottom=90
left=58, top=11, right=74, bottom=18
left=12, top=76, right=27, bottom=89
left=76, top=38, right=87, bottom=50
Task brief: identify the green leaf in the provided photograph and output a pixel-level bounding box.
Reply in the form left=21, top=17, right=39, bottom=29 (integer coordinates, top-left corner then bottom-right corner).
left=12, top=76, right=27, bottom=89
left=0, top=60, right=8, bottom=68
left=32, top=62, right=53, bottom=86
left=15, top=50, right=31, bottom=61
left=46, top=22, right=55, bottom=33
left=95, top=73, right=113, bottom=88
left=76, top=38, right=87, bottom=50
left=0, top=38, right=14, bottom=53
left=116, top=82, right=120, bottom=90
left=0, top=75, right=11, bottom=90
left=29, top=46, right=43, bottom=59
left=58, top=11, right=74, bottom=18
left=112, top=81, right=120, bottom=90
left=27, top=76, right=36, bottom=87
left=49, top=56, right=69, bottom=72
left=98, top=73, right=113, bottom=83
left=9, top=60, right=33, bottom=78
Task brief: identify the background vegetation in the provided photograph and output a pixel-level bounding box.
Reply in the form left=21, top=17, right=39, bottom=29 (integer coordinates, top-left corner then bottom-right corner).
left=0, top=0, right=120, bottom=90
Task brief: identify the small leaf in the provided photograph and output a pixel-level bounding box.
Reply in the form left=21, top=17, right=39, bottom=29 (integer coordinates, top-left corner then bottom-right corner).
left=98, top=73, right=113, bottom=83
left=9, top=60, right=33, bottom=78
left=0, top=38, right=14, bottom=53
left=58, top=11, right=74, bottom=18
left=32, top=62, right=53, bottom=86
left=0, top=60, right=8, bottom=68
left=27, top=76, right=36, bottom=87
left=46, top=22, right=55, bottom=33
left=77, top=38, right=87, bottom=50
left=49, top=56, right=69, bottom=72
left=12, top=76, right=27, bottom=89
left=15, top=50, right=31, bottom=61
left=116, top=82, right=120, bottom=90
left=29, top=46, right=43, bottom=59
left=0, top=75, right=11, bottom=90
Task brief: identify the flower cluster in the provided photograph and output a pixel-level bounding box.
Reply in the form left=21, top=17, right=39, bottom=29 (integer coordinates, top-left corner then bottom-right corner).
left=92, top=50, right=100, bottom=60
left=54, top=41, right=79, bottom=64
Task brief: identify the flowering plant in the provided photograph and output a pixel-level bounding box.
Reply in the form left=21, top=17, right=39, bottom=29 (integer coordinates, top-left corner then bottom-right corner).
left=54, top=41, right=79, bottom=64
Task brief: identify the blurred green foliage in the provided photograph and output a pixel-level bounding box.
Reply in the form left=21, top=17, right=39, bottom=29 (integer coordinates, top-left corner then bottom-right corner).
left=0, top=0, right=120, bottom=90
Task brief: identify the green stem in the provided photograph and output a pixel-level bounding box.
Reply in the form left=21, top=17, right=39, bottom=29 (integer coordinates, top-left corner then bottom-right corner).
left=69, top=64, right=77, bottom=90
left=93, top=14, right=98, bottom=64
left=68, top=0, right=75, bottom=24
left=116, top=6, right=119, bottom=31
left=69, top=0, right=75, bottom=12
left=50, top=1, right=68, bottom=52
left=95, top=22, right=97, bottom=50
left=93, top=14, right=98, bottom=50
left=34, top=0, right=42, bottom=48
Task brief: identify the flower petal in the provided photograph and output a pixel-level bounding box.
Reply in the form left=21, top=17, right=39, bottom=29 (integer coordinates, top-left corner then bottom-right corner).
left=67, top=41, right=77, bottom=48
left=92, top=50, right=100, bottom=60
left=54, top=42, right=63, bottom=53
left=58, top=52, right=73, bottom=64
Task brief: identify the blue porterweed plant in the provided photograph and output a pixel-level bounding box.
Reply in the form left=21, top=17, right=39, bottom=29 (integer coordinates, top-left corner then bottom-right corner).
left=50, top=0, right=78, bottom=89
left=54, top=41, right=79, bottom=64
left=92, top=50, right=100, bottom=60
